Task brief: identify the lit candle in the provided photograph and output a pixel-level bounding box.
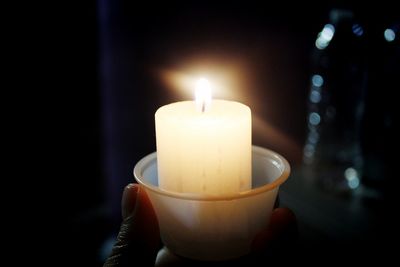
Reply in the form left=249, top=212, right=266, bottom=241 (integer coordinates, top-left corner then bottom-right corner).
left=155, top=78, right=252, bottom=194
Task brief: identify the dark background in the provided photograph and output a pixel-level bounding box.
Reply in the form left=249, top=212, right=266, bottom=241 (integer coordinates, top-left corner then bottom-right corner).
left=51, top=1, right=399, bottom=265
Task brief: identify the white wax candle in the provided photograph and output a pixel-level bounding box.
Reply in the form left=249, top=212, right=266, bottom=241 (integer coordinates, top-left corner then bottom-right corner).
left=155, top=99, right=252, bottom=194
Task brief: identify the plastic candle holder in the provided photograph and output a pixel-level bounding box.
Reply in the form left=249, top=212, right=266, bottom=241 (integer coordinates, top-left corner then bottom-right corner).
left=134, top=145, right=290, bottom=261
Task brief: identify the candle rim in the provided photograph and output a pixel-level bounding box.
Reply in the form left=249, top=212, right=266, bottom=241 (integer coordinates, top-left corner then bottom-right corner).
left=134, top=145, right=290, bottom=201
left=155, top=99, right=251, bottom=120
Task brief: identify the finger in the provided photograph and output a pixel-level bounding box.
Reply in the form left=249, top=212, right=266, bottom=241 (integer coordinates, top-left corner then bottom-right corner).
left=122, top=183, right=139, bottom=220
left=266, top=208, right=297, bottom=236
left=104, top=184, right=161, bottom=267
left=252, top=207, right=297, bottom=252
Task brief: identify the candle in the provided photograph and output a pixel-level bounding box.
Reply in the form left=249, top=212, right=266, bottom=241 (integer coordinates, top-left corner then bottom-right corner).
left=155, top=78, right=252, bottom=194
left=136, top=81, right=289, bottom=259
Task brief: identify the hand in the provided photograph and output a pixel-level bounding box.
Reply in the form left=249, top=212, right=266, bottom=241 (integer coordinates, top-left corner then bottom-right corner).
left=103, top=183, right=160, bottom=267
left=104, top=183, right=297, bottom=267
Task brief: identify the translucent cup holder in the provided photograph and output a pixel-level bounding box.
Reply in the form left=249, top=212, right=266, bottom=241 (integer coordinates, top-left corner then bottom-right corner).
left=134, top=145, right=290, bottom=261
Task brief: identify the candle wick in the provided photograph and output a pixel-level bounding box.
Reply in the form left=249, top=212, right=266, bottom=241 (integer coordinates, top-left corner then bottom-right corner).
left=201, top=101, right=205, bottom=113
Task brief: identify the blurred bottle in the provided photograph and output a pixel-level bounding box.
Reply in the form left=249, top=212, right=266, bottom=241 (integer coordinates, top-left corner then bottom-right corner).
left=360, top=18, right=399, bottom=200
left=303, top=9, right=367, bottom=193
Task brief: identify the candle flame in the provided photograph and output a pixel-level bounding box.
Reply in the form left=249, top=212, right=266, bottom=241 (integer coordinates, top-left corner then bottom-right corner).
left=195, top=78, right=212, bottom=112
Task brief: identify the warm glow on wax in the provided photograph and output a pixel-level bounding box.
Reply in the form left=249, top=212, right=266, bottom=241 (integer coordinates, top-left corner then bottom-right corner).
left=155, top=78, right=252, bottom=194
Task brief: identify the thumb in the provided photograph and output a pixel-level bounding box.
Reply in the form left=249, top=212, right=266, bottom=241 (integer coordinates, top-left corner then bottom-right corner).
left=104, top=183, right=160, bottom=267
left=122, top=183, right=139, bottom=220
